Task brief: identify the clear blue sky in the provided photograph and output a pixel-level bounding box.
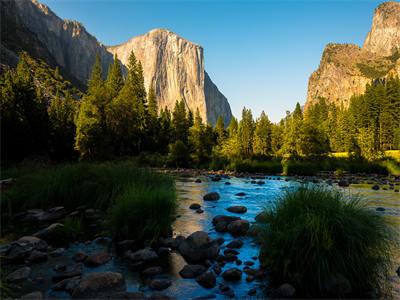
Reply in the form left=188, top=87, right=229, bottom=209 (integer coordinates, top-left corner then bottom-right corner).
left=40, top=0, right=382, bottom=122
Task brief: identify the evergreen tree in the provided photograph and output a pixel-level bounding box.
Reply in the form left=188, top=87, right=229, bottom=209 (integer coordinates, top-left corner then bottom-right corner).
left=106, top=54, right=123, bottom=100
left=172, top=99, right=189, bottom=143
left=147, top=85, right=158, bottom=119
left=49, top=90, right=76, bottom=160
left=215, top=115, right=226, bottom=145
left=238, top=107, right=254, bottom=157
left=253, top=111, right=272, bottom=156
left=75, top=53, right=113, bottom=159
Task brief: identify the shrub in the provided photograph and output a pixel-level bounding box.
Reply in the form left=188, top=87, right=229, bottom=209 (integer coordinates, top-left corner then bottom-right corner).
left=282, top=160, right=318, bottom=176
left=167, top=140, right=190, bottom=168
left=230, top=159, right=282, bottom=174
left=259, top=186, right=396, bottom=297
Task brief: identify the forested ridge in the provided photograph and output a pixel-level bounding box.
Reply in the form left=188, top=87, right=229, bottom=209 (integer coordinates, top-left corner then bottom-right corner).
left=1, top=52, right=400, bottom=169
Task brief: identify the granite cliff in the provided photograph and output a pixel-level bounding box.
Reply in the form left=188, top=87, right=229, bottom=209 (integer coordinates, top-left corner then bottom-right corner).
left=5, top=0, right=231, bottom=125
left=305, top=1, right=400, bottom=109
left=107, top=29, right=231, bottom=125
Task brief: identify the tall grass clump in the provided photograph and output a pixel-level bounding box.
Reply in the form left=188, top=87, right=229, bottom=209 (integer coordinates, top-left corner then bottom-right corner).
left=2, top=162, right=177, bottom=243
left=109, top=186, right=177, bottom=242
left=2, top=161, right=172, bottom=214
left=259, top=186, right=396, bottom=298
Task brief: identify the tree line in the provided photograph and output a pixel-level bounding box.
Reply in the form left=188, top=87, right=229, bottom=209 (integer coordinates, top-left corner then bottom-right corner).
left=1, top=52, right=399, bottom=167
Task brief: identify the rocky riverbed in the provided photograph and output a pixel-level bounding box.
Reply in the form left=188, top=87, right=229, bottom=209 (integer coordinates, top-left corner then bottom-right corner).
left=1, top=173, right=399, bottom=299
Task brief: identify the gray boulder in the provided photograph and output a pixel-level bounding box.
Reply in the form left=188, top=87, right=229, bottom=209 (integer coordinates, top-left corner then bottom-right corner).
left=227, top=220, right=249, bottom=235
left=6, top=266, right=31, bottom=282
left=179, top=264, right=206, bottom=278
left=203, top=192, right=220, bottom=201
left=84, top=252, right=111, bottom=267
left=212, top=215, right=241, bottom=232
left=195, top=270, right=216, bottom=288
left=178, top=231, right=219, bottom=263
left=72, top=271, right=126, bottom=298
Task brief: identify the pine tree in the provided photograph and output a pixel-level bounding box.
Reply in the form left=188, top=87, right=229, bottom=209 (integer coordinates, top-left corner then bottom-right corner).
left=253, top=111, right=272, bottom=156
left=215, top=115, right=226, bottom=145
left=172, top=99, right=189, bottom=143
left=75, top=53, right=112, bottom=159
left=147, top=85, right=158, bottom=119
left=106, top=54, right=123, bottom=100
left=238, top=107, right=254, bottom=157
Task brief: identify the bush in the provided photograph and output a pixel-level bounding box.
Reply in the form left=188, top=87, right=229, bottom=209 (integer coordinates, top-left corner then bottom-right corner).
left=259, top=186, right=396, bottom=297
left=109, top=186, right=176, bottom=242
left=167, top=140, right=190, bottom=168
left=230, top=159, right=282, bottom=174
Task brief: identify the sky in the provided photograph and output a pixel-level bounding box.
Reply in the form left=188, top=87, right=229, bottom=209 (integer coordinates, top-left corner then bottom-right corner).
left=40, top=0, right=383, bottom=122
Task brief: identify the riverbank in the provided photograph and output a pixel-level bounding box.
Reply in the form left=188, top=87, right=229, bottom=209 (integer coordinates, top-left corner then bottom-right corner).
left=1, top=167, right=399, bottom=299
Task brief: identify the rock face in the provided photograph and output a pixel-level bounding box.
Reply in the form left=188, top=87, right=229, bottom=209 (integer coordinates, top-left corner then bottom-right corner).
left=107, top=29, right=232, bottom=125
left=13, top=0, right=113, bottom=82
left=305, top=2, right=400, bottom=109
left=363, top=1, right=400, bottom=56
left=10, top=1, right=232, bottom=126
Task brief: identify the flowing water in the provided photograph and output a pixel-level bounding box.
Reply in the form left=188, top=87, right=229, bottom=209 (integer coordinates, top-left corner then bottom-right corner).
left=10, top=175, right=400, bottom=299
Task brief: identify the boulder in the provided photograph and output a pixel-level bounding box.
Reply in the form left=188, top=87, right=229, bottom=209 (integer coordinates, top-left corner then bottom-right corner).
left=203, top=192, right=220, bottom=201
left=38, top=206, right=66, bottom=222
left=195, top=179, right=202, bottom=183
left=27, top=250, right=48, bottom=263
left=53, top=264, right=66, bottom=272
left=227, top=206, right=247, bottom=213
left=178, top=231, right=219, bottom=263
left=372, top=184, right=380, bottom=190
left=6, top=266, right=31, bottom=282
left=227, top=220, right=249, bottom=235
left=255, top=211, right=269, bottom=223
left=52, top=263, right=83, bottom=282
left=143, top=266, right=163, bottom=276
left=278, top=283, right=295, bottom=298
left=149, top=292, right=171, bottom=300
left=196, top=208, right=204, bottom=214
left=222, top=268, right=242, bottom=281
left=125, top=247, right=158, bottom=262
left=179, top=264, right=206, bottom=278
left=17, top=236, right=48, bottom=250
left=195, top=270, right=216, bottom=288
left=21, top=291, right=43, bottom=300
left=52, top=276, right=80, bottom=292
left=125, top=292, right=147, bottom=299
left=73, top=249, right=88, bottom=262
left=235, top=192, right=246, bottom=196
left=84, top=252, right=111, bottom=267
left=226, top=239, right=243, bottom=248
left=20, top=209, right=44, bottom=223
left=212, top=215, right=241, bottom=232
left=189, top=203, right=201, bottom=210
left=72, top=272, right=126, bottom=298
left=149, top=279, right=171, bottom=290
left=33, top=223, right=65, bottom=241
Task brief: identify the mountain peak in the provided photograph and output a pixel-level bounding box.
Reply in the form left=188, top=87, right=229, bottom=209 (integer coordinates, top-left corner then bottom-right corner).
left=363, top=1, right=400, bottom=56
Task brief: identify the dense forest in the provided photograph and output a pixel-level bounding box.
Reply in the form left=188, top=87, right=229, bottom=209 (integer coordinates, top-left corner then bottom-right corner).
left=1, top=52, right=400, bottom=168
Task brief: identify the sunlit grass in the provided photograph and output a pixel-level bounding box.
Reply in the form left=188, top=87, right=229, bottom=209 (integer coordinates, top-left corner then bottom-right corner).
left=259, top=186, right=397, bottom=298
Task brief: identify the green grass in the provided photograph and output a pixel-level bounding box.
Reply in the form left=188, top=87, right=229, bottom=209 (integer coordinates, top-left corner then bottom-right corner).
left=2, top=162, right=177, bottom=242
left=259, top=186, right=396, bottom=298
left=109, top=186, right=176, bottom=243
left=229, top=159, right=282, bottom=174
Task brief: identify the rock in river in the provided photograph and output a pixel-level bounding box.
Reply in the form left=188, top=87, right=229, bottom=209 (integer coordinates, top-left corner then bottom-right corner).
left=226, top=239, right=243, bottom=248
left=178, top=231, right=219, bottom=263
left=72, top=271, right=126, bottom=298
left=143, top=266, right=163, bottom=276
left=212, top=215, right=241, bottom=232
left=84, top=252, right=111, bottom=267
left=73, top=249, right=88, bottom=262
left=227, top=219, right=249, bottom=235
left=189, top=203, right=201, bottom=210
left=203, top=192, right=220, bottom=201
left=150, top=279, right=171, bottom=290
left=222, top=268, right=242, bottom=281
left=6, top=266, right=31, bottom=282
left=179, top=264, right=206, bottom=278
left=33, top=223, right=65, bottom=242
left=52, top=264, right=83, bottom=282
left=227, top=206, right=247, bottom=213
left=196, top=270, right=216, bottom=288
left=125, top=247, right=158, bottom=263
